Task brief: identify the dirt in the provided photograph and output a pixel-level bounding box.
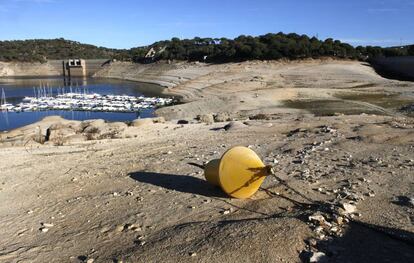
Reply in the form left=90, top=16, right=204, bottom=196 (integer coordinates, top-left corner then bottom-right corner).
left=93, top=59, right=414, bottom=120
left=1, top=60, right=414, bottom=263
left=0, top=62, right=60, bottom=77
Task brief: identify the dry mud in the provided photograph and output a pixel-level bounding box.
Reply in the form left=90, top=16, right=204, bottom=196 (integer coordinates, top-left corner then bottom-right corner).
left=1, top=60, right=414, bottom=263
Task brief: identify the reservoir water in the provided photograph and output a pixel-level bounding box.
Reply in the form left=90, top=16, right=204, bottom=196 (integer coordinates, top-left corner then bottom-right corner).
left=0, top=77, right=166, bottom=131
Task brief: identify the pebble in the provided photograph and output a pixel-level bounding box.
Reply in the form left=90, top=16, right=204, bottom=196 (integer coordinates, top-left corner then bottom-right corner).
left=309, top=251, right=327, bottom=263
left=340, top=203, right=357, bottom=214
left=115, top=225, right=125, bottom=232
left=334, top=216, right=344, bottom=225
left=330, top=226, right=339, bottom=233
left=42, top=223, right=54, bottom=228
left=86, top=259, right=94, bottom=263
left=39, top=227, right=49, bottom=233
left=308, top=214, right=327, bottom=226
left=190, top=252, right=197, bottom=257
left=367, top=192, right=375, bottom=197
left=221, top=210, right=231, bottom=215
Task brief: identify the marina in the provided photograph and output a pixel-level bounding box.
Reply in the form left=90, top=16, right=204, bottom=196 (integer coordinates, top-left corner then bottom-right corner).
left=1, top=88, right=173, bottom=113
left=0, top=77, right=171, bottom=131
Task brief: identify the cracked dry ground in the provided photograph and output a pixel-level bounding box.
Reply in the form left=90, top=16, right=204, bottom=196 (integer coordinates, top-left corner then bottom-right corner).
left=0, top=115, right=413, bottom=262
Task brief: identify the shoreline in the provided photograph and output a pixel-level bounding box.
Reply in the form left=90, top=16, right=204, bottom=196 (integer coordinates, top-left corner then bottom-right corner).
left=2, top=59, right=414, bottom=129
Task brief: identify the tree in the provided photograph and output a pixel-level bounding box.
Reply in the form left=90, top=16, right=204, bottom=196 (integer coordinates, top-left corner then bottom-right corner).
left=408, top=45, right=414, bottom=56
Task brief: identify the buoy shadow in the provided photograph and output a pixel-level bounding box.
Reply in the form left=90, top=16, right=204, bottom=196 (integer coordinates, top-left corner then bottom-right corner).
left=129, top=171, right=227, bottom=198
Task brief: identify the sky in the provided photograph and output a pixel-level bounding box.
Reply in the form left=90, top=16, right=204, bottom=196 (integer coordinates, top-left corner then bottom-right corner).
left=0, top=0, right=413, bottom=49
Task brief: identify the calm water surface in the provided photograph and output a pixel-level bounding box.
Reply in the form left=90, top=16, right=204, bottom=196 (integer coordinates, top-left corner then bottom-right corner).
left=0, top=77, right=166, bottom=131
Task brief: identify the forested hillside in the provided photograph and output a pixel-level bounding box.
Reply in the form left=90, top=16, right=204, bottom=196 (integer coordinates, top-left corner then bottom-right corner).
left=0, top=38, right=129, bottom=62
left=1, top=33, right=413, bottom=63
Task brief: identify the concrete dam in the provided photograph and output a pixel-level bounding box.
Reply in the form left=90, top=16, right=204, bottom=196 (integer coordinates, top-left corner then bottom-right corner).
left=48, top=59, right=111, bottom=77
left=0, top=59, right=110, bottom=77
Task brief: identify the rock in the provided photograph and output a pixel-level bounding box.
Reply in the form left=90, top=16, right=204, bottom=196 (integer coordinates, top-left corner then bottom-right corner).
left=109, top=122, right=128, bottom=130
left=131, top=225, right=142, bottom=232
left=48, top=127, right=76, bottom=143
left=177, top=120, right=189, bottom=124
left=190, top=252, right=197, bottom=257
left=124, top=223, right=141, bottom=231
left=39, top=227, right=49, bottom=233
left=87, top=119, right=106, bottom=127
left=41, top=223, right=54, bottom=228
left=86, top=259, right=94, bottom=263
left=197, top=114, right=214, bottom=125
left=224, top=121, right=247, bottom=131
left=221, top=209, right=231, bottom=215
left=249, top=113, right=271, bottom=120
left=309, top=251, right=327, bottom=262
left=33, top=126, right=46, bottom=144
left=48, top=122, right=67, bottom=131
left=63, top=134, right=88, bottom=144
left=83, top=125, right=101, bottom=134
left=214, top=112, right=231, bottom=122
left=152, top=117, right=166, bottom=123
left=287, top=128, right=307, bottom=137
left=340, top=203, right=357, bottom=214
left=334, top=216, right=344, bottom=225
left=115, top=225, right=125, bottom=232
left=131, top=118, right=153, bottom=127
left=80, top=119, right=105, bottom=132
left=308, top=214, right=327, bottom=226
left=95, top=125, right=122, bottom=139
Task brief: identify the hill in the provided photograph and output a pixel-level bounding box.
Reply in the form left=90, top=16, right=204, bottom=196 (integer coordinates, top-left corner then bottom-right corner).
left=0, top=34, right=413, bottom=63
left=0, top=38, right=130, bottom=62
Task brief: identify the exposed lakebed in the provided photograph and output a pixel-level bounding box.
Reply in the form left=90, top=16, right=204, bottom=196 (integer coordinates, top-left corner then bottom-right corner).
left=283, top=91, right=414, bottom=117
left=0, top=77, right=167, bottom=131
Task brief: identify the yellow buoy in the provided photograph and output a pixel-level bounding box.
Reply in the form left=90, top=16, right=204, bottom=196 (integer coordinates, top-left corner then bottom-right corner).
left=204, top=159, right=221, bottom=186
left=204, top=146, right=270, bottom=199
